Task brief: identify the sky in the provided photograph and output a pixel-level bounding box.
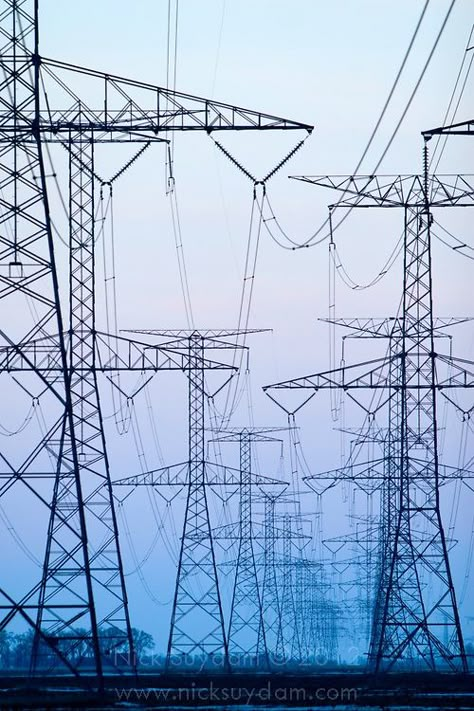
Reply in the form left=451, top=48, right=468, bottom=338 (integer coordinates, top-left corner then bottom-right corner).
left=4, top=0, right=474, bottom=659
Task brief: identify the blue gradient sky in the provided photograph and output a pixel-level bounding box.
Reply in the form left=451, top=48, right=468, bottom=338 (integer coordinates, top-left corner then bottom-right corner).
left=8, top=1, right=473, bottom=653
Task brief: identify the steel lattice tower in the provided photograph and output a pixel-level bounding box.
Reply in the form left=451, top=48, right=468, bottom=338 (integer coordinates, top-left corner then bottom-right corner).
left=0, top=0, right=107, bottom=678
left=210, top=427, right=286, bottom=668
left=316, top=316, right=470, bottom=666
left=275, top=512, right=307, bottom=662
left=169, top=333, right=229, bottom=668
left=34, top=132, right=136, bottom=675
left=118, top=332, right=283, bottom=669
left=259, top=492, right=283, bottom=659
left=0, top=0, right=312, bottom=681
left=265, top=159, right=474, bottom=672
left=224, top=431, right=266, bottom=667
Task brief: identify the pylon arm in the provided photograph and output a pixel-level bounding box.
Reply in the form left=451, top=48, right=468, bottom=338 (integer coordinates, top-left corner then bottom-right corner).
left=95, top=332, right=236, bottom=372
left=264, top=354, right=474, bottom=393
left=264, top=356, right=393, bottom=392
left=436, top=353, right=474, bottom=387
left=213, top=521, right=310, bottom=540
left=423, top=119, right=474, bottom=138
left=290, top=174, right=474, bottom=208
left=113, top=461, right=286, bottom=488
left=122, top=330, right=268, bottom=352
left=0, top=332, right=235, bottom=373
left=34, top=58, right=313, bottom=135
left=304, top=458, right=474, bottom=491
left=318, top=317, right=472, bottom=338
left=324, top=531, right=380, bottom=548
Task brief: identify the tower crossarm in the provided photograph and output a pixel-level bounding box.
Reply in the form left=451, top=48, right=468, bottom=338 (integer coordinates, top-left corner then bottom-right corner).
left=209, top=425, right=290, bottom=446
left=318, top=317, right=473, bottom=338
left=96, top=332, right=237, bottom=372
left=213, top=522, right=310, bottom=541
left=265, top=356, right=392, bottom=394
left=303, top=458, right=474, bottom=489
left=290, top=174, right=474, bottom=208
left=423, top=119, right=474, bottom=138
left=0, top=332, right=236, bottom=374
left=264, top=353, right=474, bottom=396
left=113, top=461, right=286, bottom=488
left=122, top=329, right=270, bottom=352
left=21, top=58, right=313, bottom=138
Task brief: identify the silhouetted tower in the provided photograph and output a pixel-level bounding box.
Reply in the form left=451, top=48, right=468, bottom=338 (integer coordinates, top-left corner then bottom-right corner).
left=0, top=0, right=115, bottom=679
left=210, top=426, right=286, bottom=667
left=276, top=511, right=309, bottom=662
left=259, top=491, right=283, bottom=657
left=298, top=558, right=337, bottom=664
left=121, top=331, right=274, bottom=668
left=319, top=315, right=469, bottom=663
left=265, top=157, right=474, bottom=672
left=250, top=492, right=311, bottom=663
left=0, top=0, right=311, bottom=680
left=168, top=333, right=226, bottom=666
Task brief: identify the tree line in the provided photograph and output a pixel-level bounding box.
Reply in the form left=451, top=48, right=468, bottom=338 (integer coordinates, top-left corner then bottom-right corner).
left=0, top=628, right=155, bottom=670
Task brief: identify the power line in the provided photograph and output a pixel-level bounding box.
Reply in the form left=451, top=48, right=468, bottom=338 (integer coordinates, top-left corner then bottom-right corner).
left=430, top=23, right=474, bottom=173
left=264, top=0, right=457, bottom=250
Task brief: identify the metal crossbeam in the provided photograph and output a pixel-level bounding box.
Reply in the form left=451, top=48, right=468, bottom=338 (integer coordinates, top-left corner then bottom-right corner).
left=290, top=174, right=474, bottom=208
left=423, top=119, right=474, bottom=138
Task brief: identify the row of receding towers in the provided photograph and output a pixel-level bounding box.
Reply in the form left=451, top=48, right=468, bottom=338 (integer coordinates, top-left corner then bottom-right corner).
left=0, top=0, right=472, bottom=683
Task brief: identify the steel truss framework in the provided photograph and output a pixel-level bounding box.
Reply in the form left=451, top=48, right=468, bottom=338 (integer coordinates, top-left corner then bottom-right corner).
left=423, top=118, right=474, bottom=138
left=0, top=0, right=312, bottom=683
left=311, top=317, right=473, bottom=668
left=213, top=489, right=314, bottom=664
left=264, top=165, right=474, bottom=673
left=259, top=491, right=283, bottom=657
left=115, top=333, right=286, bottom=670
left=209, top=426, right=287, bottom=668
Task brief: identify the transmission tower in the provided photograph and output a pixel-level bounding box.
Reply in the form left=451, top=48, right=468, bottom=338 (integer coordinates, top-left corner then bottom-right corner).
left=209, top=426, right=287, bottom=668
left=265, top=154, right=474, bottom=672
left=116, top=333, right=285, bottom=670
left=163, top=333, right=232, bottom=670
left=258, top=491, right=284, bottom=659
left=318, top=316, right=472, bottom=665
left=273, top=510, right=313, bottom=662
left=214, top=489, right=313, bottom=664
left=0, top=0, right=312, bottom=681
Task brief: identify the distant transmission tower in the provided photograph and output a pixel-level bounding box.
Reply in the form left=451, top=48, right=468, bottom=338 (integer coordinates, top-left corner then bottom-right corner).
left=116, top=333, right=283, bottom=670
left=315, top=316, right=471, bottom=665
left=210, top=426, right=287, bottom=667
